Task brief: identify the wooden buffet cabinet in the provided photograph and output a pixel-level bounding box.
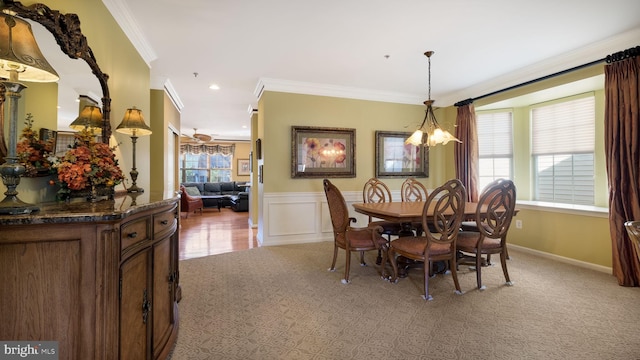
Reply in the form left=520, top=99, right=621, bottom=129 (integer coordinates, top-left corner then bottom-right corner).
left=0, top=192, right=180, bottom=360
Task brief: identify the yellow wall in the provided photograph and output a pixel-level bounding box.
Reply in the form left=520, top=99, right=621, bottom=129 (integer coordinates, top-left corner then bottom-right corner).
left=150, top=90, right=181, bottom=194
left=260, top=91, right=457, bottom=194
left=509, top=209, right=611, bottom=267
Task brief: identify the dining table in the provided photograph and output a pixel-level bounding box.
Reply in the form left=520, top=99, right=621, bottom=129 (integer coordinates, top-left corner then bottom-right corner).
left=353, top=201, right=485, bottom=236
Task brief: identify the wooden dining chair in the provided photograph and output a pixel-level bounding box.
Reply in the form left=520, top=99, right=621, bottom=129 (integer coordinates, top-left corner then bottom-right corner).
left=385, top=179, right=466, bottom=301
left=401, top=177, right=430, bottom=235
left=461, top=180, right=511, bottom=261
left=456, top=178, right=517, bottom=290
left=401, top=177, right=429, bottom=202
left=323, top=179, right=389, bottom=284
left=363, top=178, right=402, bottom=263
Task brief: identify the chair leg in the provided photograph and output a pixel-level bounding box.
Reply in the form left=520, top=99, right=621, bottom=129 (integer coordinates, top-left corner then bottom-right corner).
left=377, top=235, right=392, bottom=265
left=388, top=248, right=399, bottom=283
left=328, top=244, right=338, bottom=272
left=501, top=250, right=513, bottom=286
left=342, top=250, right=352, bottom=284
left=423, top=260, right=432, bottom=301
left=380, top=246, right=390, bottom=280
left=476, top=252, right=485, bottom=291
left=449, top=258, right=463, bottom=295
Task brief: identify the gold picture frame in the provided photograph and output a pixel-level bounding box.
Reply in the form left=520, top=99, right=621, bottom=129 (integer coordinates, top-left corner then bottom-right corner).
left=237, top=158, right=250, bottom=176
left=291, top=126, right=356, bottom=178
left=375, top=130, right=428, bottom=178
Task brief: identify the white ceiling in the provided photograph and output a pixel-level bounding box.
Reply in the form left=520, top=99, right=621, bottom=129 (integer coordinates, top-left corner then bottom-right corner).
left=91, top=1, right=640, bottom=140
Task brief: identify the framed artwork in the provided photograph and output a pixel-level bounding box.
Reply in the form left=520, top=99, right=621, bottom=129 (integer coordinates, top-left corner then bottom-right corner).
left=255, top=138, right=262, bottom=159
left=39, top=127, right=57, bottom=146
left=237, top=159, right=250, bottom=176
left=291, top=126, right=356, bottom=178
left=375, top=130, right=428, bottom=178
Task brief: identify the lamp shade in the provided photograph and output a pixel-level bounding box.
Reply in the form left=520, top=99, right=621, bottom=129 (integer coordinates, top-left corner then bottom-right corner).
left=116, top=107, right=152, bottom=136
left=69, top=105, right=103, bottom=133
left=0, top=12, right=58, bottom=82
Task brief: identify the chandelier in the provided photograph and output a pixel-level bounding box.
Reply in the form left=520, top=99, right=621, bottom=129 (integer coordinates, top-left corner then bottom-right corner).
left=406, top=51, right=461, bottom=147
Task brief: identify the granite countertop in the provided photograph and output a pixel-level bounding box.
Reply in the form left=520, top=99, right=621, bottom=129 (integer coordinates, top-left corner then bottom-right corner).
left=0, top=190, right=180, bottom=226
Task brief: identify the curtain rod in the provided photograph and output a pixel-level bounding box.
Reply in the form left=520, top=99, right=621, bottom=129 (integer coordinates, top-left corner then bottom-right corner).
left=454, top=45, right=640, bottom=107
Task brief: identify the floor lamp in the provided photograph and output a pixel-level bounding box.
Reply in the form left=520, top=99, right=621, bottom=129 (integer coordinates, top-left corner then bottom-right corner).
left=0, top=12, right=59, bottom=214
left=116, top=107, right=152, bottom=193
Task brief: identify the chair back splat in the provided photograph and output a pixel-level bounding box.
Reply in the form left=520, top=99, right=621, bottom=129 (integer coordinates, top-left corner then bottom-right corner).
left=362, top=178, right=402, bottom=263
left=401, top=177, right=429, bottom=202
left=323, top=179, right=388, bottom=284
left=363, top=177, right=393, bottom=204
left=401, top=177, right=430, bottom=235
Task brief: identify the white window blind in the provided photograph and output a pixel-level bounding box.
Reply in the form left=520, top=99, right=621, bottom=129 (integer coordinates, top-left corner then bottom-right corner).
left=476, top=111, right=513, bottom=191
left=477, top=111, right=513, bottom=157
left=532, top=96, right=595, bottom=155
left=531, top=96, right=595, bottom=205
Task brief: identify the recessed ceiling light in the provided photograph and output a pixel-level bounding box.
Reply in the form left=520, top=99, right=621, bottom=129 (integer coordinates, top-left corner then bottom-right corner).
left=209, top=84, right=220, bottom=90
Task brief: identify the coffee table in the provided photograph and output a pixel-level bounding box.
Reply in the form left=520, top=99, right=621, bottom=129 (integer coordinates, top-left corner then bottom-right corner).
left=200, top=195, right=225, bottom=212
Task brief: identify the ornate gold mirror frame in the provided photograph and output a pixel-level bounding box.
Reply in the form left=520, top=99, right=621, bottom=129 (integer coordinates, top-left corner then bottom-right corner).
left=0, top=0, right=111, bottom=163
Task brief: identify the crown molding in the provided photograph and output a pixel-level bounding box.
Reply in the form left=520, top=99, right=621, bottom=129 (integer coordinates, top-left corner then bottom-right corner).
left=102, top=0, right=157, bottom=67
left=163, top=79, right=184, bottom=111
left=438, top=27, right=640, bottom=106
left=255, top=78, right=423, bottom=105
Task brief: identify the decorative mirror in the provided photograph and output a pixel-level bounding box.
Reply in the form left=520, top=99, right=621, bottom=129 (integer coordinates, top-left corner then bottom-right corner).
left=0, top=0, right=111, bottom=163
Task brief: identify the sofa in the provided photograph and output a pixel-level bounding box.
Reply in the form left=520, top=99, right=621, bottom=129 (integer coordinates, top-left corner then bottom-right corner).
left=181, top=181, right=249, bottom=212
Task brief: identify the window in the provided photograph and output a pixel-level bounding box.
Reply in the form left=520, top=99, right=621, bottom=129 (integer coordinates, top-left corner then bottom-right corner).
left=531, top=96, right=595, bottom=205
left=181, top=152, right=232, bottom=183
left=476, top=111, right=513, bottom=192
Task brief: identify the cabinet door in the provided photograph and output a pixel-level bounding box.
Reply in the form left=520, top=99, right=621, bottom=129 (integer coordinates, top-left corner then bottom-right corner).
left=152, top=235, right=174, bottom=358
left=120, top=248, right=152, bottom=360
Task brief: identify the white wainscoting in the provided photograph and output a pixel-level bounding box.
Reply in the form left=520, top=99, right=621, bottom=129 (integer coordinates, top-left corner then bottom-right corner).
left=261, top=190, right=378, bottom=246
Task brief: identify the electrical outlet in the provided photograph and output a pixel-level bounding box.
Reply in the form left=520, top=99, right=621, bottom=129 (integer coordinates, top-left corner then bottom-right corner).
left=515, top=220, right=523, bottom=229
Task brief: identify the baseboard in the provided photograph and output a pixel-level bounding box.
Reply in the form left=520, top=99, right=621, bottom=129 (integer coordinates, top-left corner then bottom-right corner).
left=509, top=244, right=612, bottom=274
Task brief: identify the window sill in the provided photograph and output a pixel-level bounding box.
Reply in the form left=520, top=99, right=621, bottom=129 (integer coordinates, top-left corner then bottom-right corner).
left=516, top=200, right=609, bottom=218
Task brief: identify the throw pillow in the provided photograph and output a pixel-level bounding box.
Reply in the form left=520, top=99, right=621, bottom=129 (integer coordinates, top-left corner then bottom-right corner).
left=184, top=186, right=201, bottom=196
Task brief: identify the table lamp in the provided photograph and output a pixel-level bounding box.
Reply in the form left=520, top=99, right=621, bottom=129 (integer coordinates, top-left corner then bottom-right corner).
left=0, top=11, right=59, bottom=214
left=115, top=107, right=152, bottom=193
left=70, top=105, right=103, bottom=134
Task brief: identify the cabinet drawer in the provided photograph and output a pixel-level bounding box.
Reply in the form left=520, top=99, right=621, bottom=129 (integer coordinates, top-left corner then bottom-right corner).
left=153, top=209, right=177, bottom=237
left=121, top=217, right=151, bottom=251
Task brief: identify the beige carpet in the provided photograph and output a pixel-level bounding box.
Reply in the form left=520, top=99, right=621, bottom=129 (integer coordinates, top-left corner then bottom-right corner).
left=168, top=241, right=640, bottom=360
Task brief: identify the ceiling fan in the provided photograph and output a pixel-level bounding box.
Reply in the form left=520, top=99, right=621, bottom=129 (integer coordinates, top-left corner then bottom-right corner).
left=182, top=128, right=212, bottom=143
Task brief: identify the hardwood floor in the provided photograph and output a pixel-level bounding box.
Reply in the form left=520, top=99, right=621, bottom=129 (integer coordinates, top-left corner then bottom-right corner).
left=179, top=207, right=258, bottom=260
